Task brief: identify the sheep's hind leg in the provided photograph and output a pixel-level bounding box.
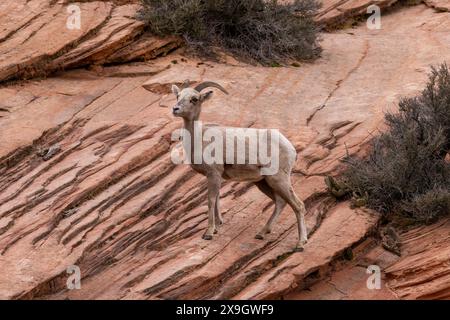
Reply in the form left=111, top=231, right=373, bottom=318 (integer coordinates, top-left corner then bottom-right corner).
left=254, top=180, right=286, bottom=239
left=256, top=194, right=286, bottom=239
left=214, top=193, right=223, bottom=228
left=265, top=176, right=308, bottom=252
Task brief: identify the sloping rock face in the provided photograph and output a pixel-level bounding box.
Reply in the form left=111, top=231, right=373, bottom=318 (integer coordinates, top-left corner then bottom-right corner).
left=0, top=0, right=180, bottom=83
left=424, top=0, right=450, bottom=11
left=0, top=1, right=444, bottom=84
left=286, top=239, right=400, bottom=299
left=317, top=0, right=398, bottom=27
left=288, top=217, right=450, bottom=300
left=386, top=218, right=450, bottom=299
left=0, top=4, right=449, bottom=300
left=317, top=0, right=450, bottom=27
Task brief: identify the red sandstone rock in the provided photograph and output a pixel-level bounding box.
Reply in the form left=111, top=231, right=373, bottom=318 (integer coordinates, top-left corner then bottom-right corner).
left=0, top=0, right=445, bottom=83
left=316, top=0, right=398, bottom=27
left=286, top=243, right=401, bottom=300
left=424, top=0, right=450, bottom=11
left=386, top=218, right=450, bottom=299
left=0, top=1, right=180, bottom=83
left=0, top=4, right=449, bottom=300
left=316, top=0, right=449, bottom=27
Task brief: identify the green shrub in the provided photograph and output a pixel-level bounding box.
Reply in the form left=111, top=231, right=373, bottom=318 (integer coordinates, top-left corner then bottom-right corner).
left=402, top=188, right=450, bottom=223
left=344, top=64, right=450, bottom=224
left=137, top=0, right=321, bottom=64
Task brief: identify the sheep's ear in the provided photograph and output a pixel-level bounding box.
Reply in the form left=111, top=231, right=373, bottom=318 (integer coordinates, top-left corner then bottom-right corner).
left=172, top=85, right=180, bottom=97
left=200, top=90, right=213, bottom=102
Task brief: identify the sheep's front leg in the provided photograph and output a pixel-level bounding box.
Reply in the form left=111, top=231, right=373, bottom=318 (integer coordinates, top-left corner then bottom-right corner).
left=202, top=175, right=221, bottom=240
left=215, top=193, right=223, bottom=226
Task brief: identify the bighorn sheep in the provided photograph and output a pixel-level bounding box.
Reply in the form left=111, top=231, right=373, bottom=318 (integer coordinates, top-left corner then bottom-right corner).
left=166, top=81, right=308, bottom=251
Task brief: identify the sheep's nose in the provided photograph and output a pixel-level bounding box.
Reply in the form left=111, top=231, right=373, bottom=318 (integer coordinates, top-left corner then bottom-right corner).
left=172, top=106, right=180, bottom=114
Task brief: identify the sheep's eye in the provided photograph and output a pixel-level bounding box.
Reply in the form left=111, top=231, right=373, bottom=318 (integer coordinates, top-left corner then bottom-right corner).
left=190, top=97, right=198, bottom=104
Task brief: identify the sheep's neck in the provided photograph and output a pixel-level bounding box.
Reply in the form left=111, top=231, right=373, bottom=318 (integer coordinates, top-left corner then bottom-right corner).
left=183, top=118, right=201, bottom=164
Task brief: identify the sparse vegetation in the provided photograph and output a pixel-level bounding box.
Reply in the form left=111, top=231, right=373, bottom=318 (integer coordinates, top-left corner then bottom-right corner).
left=138, top=0, right=321, bottom=64
left=343, top=64, right=450, bottom=224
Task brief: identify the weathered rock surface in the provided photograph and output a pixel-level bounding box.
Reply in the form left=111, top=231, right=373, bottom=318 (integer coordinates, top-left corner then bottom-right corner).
left=305, top=216, right=450, bottom=300
left=286, top=239, right=400, bottom=299
left=317, top=0, right=450, bottom=27
left=386, top=218, right=450, bottom=299
left=0, top=0, right=180, bottom=83
left=424, top=0, right=450, bottom=11
left=0, top=4, right=449, bottom=300
left=287, top=218, right=450, bottom=300
left=0, top=0, right=445, bottom=84
left=317, top=0, right=398, bottom=27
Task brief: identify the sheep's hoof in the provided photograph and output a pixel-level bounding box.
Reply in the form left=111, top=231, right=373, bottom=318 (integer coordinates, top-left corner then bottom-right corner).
left=214, top=229, right=218, bottom=234
left=294, top=240, right=307, bottom=252
left=255, top=234, right=264, bottom=240
left=202, top=234, right=213, bottom=240
left=294, top=246, right=304, bottom=252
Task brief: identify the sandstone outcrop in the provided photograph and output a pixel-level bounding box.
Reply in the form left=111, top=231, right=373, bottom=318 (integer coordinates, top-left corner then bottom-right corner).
left=0, top=1, right=446, bottom=84
left=0, top=3, right=449, bottom=300
left=0, top=0, right=180, bottom=83
left=424, top=0, right=450, bottom=11
left=386, top=218, right=450, bottom=299
left=317, top=0, right=398, bottom=27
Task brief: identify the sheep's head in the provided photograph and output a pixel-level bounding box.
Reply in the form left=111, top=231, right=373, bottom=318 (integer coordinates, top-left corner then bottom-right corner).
left=171, top=81, right=228, bottom=120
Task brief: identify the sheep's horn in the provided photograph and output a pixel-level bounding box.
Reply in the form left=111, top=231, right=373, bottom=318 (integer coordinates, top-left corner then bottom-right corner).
left=194, top=81, right=229, bottom=95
